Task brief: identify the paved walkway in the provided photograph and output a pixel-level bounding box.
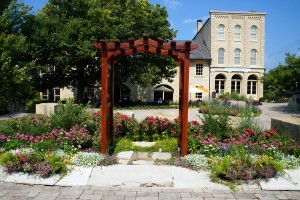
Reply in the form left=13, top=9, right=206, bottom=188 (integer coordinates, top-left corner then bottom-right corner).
left=117, top=102, right=300, bottom=130
left=1, top=164, right=300, bottom=200
left=1, top=182, right=300, bottom=200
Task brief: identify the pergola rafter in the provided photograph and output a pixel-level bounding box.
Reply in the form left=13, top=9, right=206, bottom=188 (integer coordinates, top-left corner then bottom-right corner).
left=94, top=34, right=198, bottom=156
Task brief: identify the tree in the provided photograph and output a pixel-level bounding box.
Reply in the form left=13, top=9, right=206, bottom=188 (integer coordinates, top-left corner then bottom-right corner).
left=0, top=0, right=35, bottom=113
left=30, top=0, right=177, bottom=103
left=263, top=53, right=300, bottom=101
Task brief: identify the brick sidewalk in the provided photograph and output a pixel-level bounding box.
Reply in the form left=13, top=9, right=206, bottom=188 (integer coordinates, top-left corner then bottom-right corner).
left=1, top=183, right=300, bottom=200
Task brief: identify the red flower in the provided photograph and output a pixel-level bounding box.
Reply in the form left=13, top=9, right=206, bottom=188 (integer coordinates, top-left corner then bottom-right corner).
left=290, top=138, right=295, bottom=143
left=22, top=156, right=27, bottom=163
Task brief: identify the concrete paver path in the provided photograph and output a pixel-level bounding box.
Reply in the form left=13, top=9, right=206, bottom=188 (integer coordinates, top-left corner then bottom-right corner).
left=117, top=102, right=300, bottom=130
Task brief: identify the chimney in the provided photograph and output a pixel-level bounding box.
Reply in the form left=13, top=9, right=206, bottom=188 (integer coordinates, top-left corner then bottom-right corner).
left=197, top=20, right=202, bottom=32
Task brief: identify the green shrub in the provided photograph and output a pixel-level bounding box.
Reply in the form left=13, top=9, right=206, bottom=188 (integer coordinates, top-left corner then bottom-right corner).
left=114, top=138, right=133, bottom=153
left=201, top=108, right=231, bottom=139
left=0, top=152, right=15, bottom=165
left=45, top=152, right=67, bottom=175
left=153, top=138, right=178, bottom=152
left=50, top=99, right=88, bottom=130
left=210, top=154, right=284, bottom=185
left=237, top=116, right=262, bottom=134
left=0, top=114, right=51, bottom=137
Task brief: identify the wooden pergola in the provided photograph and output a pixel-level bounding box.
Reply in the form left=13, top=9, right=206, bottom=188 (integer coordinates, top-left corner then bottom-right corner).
left=94, top=34, right=198, bottom=156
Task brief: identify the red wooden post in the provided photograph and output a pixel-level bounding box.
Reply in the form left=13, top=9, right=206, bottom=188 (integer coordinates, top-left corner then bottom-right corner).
left=108, top=59, right=114, bottom=147
left=101, top=46, right=108, bottom=154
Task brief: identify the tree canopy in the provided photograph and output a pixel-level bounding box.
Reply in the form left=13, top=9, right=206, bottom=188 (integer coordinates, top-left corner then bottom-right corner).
left=30, top=0, right=177, bottom=103
left=263, top=53, right=300, bottom=102
left=0, top=0, right=35, bottom=113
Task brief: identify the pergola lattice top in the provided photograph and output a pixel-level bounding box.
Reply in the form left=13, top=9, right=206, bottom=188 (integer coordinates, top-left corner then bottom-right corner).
left=93, top=34, right=198, bottom=60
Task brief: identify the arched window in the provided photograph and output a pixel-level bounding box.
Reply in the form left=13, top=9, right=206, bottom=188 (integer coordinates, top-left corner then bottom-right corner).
left=218, top=24, right=225, bottom=40
left=234, top=25, right=241, bottom=41
left=215, top=74, right=226, bottom=94
left=247, top=75, right=258, bottom=95
left=234, top=48, right=241, bottom=65
left=231, top=74, right=242, bottom=94
left=218, top=48, right=225, bottom=64
left=154, top=84, right=174, bottom=102
left=250, top=49, right=257, bottom=65
left=251, top=25, right=257, bottom=41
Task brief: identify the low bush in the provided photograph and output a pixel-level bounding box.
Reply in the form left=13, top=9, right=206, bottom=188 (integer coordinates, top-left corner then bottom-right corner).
left=0, top=148, right=67, bottom=177
left=71, top=152, right=105, bottom=167
left=114, top=138, right=133, bottom=153
left=182, top=154, right=209, bottom=169
left=50, top=99, right=88, bottom=130
left=153, top=138, right=178, bottom=152
left=209, top=154, right=285, bottom=188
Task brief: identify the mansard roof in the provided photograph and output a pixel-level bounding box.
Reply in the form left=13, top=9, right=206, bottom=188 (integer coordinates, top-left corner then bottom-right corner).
left=174, top=39, right=211, bottom=60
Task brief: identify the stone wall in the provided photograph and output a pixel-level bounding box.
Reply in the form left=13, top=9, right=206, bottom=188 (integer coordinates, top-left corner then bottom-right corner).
left=271, top=117, right=300, bottom=140
left=288, top=92, right=300, bottom=111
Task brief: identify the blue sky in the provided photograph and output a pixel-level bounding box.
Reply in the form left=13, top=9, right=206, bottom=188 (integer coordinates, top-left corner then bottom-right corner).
left=22, top=0, right=300, bottom=71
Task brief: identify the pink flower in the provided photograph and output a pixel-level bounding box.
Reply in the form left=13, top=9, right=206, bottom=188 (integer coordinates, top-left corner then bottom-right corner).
left=22, top=156, right=27, bottom=163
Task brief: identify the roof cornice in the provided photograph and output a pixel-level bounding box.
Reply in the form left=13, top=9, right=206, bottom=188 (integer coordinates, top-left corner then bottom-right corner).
left=210, top=10, right=267, bottom=16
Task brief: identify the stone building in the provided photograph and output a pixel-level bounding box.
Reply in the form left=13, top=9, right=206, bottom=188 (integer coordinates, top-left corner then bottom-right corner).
left=203, top=10, right=266, bottom=100
left=42, top=10, right=266, bottom=103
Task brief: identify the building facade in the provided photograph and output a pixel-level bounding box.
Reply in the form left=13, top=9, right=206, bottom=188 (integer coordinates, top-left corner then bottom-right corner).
left=44, top=10, right=266, bottom=103
left=205, top=10, right=266, bottom=100
left=128, top=10, right=266, bottom=102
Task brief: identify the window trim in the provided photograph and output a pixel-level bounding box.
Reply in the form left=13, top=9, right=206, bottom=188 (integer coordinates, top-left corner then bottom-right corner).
left=247, top=75, right=258, bottom=95
left=250, top=49, right=257, bottom=66
left=250, top=25, right=257, bottom=41
left=231, top=75, right=242, bottom=94
left=218, top=24, right=225, bottom=40
left=234, top=48, right=241, bottom=66
left=195, top=63, right=203, bottom=76
left=234, top=25, right=241, bottom=41
left=218, top=48, right=225, bottom=65
left=215, top=74, right=226, bottom=94
left=53, top=87, right=60, bottom=102
left=195, top=92, right=203, bottom=99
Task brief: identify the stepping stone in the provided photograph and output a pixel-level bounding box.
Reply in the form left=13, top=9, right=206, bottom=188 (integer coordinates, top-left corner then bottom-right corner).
left=0, top=167, right=8, bottom=182
left=5, top=172, right=60, bottom=185
left=172, top=166, right=229, bottom=189
left=56, top=166, right=93, bottom=186
left=260, top=169, right=300, bottom=190
left=117, top=151, right=134, bottom=164
left=152, top=152, right=172, bottom=160
left=132, top=160, right=154, bottom=165
left=133, top=141, right=156, bottom=147
left=87, top=165, right=173, bottom=187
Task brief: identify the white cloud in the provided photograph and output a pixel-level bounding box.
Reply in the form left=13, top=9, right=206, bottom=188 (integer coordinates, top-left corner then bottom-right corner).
left=183, top=18, right=197, bottom=24
left=163, top=0, right=182, bottom=9
left=193, top=28, right=197, bottom=34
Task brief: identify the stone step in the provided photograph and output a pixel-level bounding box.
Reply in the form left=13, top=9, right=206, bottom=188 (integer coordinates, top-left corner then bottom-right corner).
left=132, top=160, right=155, bottom=165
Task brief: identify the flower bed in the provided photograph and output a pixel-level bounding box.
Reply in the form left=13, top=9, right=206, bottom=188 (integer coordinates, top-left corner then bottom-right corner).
left=0, top=100, right=300, bottom=187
